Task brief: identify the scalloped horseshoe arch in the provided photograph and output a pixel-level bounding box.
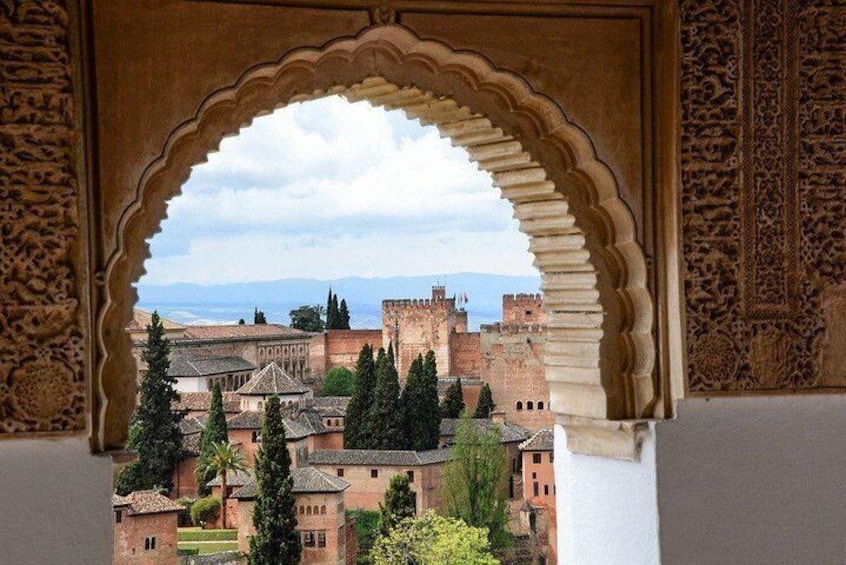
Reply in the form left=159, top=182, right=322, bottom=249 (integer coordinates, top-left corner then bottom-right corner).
left=95, top=25, right=656, bottom=452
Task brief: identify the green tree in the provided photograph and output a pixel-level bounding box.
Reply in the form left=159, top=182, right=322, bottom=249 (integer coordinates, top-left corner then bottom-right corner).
left=440, top=377, right=465, bottom=419
left=400, top=354, right=440, bottom=451
left=289, top=304, right=325, bottom=332
left=322, top=366, right=355, bottom=396
left=249, top=396, right=301, bottom=564
left=379, top=474, right=418, bottom=536
left=115, top=311, right=183, bottom=495
left=254, top=307, right=267, bottom=324
left=331, top=294, right=340, bottom=328
left=197, top=381, right=229, bottom=495
left=195, top=441, right=248, bottom=529
left=420, top=351, right=442, bottom=449
left=369, top=346, right=403, bottom=450
left=473, top=383, right=496, bottom=419
left=326, top=288, right=336, bottom=328
left=344, top=344, right=377, bottom=449
left=372, top=511, right=499, bottom=565
left=339, top=298, right=351, bottom=329
left=238, top=318, right=246, bottom=325
left=441, top=412, right=511, bottom=552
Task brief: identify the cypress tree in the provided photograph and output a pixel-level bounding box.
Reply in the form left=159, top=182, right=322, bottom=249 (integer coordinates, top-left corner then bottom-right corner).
left=379, top=473, right=418, bottom=536
left=249, top=396, right=301, bottom=565
left=326, top=289, right=336, bottom=329
left=399, top=355, right=424, bottom=450
left=330, top=294, right=340, bottom=329
left=254, top=307, right=267, bottom=324
left=440, top=377, right=465, bottom=419
left=387, top=341, right=396, bottom=369
left=115, top=311, right=183, bottom=495
left=344, top=344, right=377, bottom=449
left=473, top=383, right=496, bottom=419
left=420, top=350, right=442, bottom=449
left=369, top=346, right=403, bottom=450
left=197, top=381, right=229, bottom=495
left=339, top=299, right=351, bottom=330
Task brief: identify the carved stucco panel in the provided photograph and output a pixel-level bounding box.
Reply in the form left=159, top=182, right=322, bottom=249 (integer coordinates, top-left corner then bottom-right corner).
left=0, top=0, right=87, bottom=435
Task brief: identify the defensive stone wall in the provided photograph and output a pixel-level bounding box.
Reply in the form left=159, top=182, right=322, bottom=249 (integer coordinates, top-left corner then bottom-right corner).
left=450, top=332, right=483, bottom=378
left=502, top=294, right=547, bottom=325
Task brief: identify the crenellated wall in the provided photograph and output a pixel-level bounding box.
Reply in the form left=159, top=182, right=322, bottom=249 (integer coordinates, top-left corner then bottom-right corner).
left=502, top=294, right=547, bottom=325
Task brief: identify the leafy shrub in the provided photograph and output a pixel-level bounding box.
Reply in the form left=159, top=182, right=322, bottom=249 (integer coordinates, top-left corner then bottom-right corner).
left=348, top=509, right=381, bottom=565
left=190, top=496, right=221, bottom=527
left=322, top=367, right=355, bottom=396
left=176, top=497, right=195, bottom=527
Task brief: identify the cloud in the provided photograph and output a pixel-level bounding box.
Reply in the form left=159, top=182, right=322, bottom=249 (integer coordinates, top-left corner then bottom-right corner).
left=143, top=96, right=536, bottom=285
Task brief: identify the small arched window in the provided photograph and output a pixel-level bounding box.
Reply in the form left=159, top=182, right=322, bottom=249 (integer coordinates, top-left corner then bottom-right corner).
left=321, top=505, right=326, bottom=515
left=537, top=401, right=544, bottom=410
left=306, top=506, right=312, bottom=516
left=527, top=401, right=534, bottom=410
left=516, top=401, right=523, bottom=411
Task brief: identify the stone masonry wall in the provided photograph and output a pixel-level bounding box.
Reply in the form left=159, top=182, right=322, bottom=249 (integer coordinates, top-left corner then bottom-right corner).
left=502, top=294, right=547, bottom=325
left=450, top=332, right=482, bottom=378
left=382, top=297, right=455, bottom=377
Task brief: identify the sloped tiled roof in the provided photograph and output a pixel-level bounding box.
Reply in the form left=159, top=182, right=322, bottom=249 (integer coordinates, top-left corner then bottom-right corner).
left=180, top=416, right=205, bottom=436
left=519, top=429, right=554, bottom=452
left=179, top=416, right=205, bottom=456
left=308, top=448, right=452, bottom=467
left=227, top=410, right=326, bottom=440
left=206, top=469, right=254, bottom=488
left=231, top=468, right=349, bottom=500
left=112, top=490, right=183, bottom=515
left=182, top=324, right=307, bottom=340
left=168, top=356, right=255, bottom=377
left=128, top=309, right=185, bottom=333
left=172, top=392, right=241, bottom=414
left=439, top=418, right=530, bottom=444
left=237, top=362, right=310, bottom=396
left=436, top=377, right=482, bottom=394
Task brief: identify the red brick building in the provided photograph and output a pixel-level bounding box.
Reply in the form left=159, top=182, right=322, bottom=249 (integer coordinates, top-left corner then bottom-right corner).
left=113, top=491, right=183, bottom=565
left=308, top=448, right=452, bottom=514
left=233, top=467, right=353, bottom=565
left=520, top=429, right=557, bottom=564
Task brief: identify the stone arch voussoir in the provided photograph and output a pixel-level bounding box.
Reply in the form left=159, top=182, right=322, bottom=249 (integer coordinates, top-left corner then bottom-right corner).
left=95, top=25, right=655, bottom=452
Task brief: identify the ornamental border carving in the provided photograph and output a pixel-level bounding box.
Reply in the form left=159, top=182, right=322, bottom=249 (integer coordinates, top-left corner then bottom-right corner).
left=93, top=25, right=656, bottom=452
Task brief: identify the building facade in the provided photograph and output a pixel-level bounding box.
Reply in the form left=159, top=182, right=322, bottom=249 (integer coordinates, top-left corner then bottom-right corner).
left=113, top=491, right=182, bottom=565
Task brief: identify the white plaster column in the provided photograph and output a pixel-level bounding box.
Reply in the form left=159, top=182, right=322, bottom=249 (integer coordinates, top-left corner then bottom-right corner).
left=0, top=437, right=113, bottom=565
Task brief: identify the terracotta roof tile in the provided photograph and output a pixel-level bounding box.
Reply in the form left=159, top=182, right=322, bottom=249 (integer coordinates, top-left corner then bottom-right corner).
left=237, top=362, right=310, bottom=396
left=308, top=448, right=452, bottom=467
left=168, top=356, right=255, bottom=377
left=112, top=490, right=183, bottom=515
left=128, top=309, right=185, bottom=333
left=231, top=468, right=349, bottom=499
left=172, top=392, right=241, bottom=414
left=439, top=418, right=530, bottom=444
left=181, top=324, right=307, bottom=340
left=519, top=429, right=554, bottom=452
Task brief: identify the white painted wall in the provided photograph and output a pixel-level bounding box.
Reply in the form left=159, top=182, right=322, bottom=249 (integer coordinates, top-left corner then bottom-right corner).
left=555, top=424, right=661, bottom=565
left=656, top=396, right=846, bottom=565
left=0, top=437, right=112, bottom=565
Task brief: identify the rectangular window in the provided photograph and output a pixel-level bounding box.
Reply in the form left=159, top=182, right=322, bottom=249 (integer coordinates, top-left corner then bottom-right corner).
left=144, top=537, right=156, bottom=551
left=544, top=485, right=549, bottom=496
left=550, top=452, right=554, bottom=463
left=337, top=468, right=344, bottom=477
left=532, top=453, right=542, bottom=464
left=532, top=471, right=537, bottom=479
left=406, top=470, right=414, bottom=483
left=318, top=531, right=326, bottom=548
left=303, top=531, right=315, bottom=547
left=370, top=469, right=378, bottom=479
left=114, top=510, right=122, bottom=524
left=533, top=482, right=539, bottom=497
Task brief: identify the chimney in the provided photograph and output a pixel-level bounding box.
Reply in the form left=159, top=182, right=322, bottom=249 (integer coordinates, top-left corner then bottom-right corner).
left=491, top=410, right=506, bottom=425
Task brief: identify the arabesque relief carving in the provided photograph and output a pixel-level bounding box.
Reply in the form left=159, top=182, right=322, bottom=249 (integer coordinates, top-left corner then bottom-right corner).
left=96, top=25, right=656, bottom=451
left=682, top=0, right=845, bottom=392
left=0, top=0, right=86, bottom=434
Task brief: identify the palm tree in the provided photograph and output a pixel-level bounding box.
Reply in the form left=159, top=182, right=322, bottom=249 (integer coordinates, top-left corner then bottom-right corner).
left=196, top=441, right=249, bottom=529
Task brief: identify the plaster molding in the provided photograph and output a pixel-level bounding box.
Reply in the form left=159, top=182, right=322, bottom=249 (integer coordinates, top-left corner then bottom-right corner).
left=558, top=415, right=649, bottom=461
left=94, top=24, right=656, bottom=451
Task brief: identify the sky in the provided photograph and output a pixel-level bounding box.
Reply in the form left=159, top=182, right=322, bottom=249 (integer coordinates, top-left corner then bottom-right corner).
left=141, top=96, right=537, bottom=286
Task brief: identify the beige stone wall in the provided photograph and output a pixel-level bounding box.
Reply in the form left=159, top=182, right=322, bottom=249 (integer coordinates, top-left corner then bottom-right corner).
left=114, top=512, right=180, bottom=565
left=383, top=297, right=455, bottom=377
left=237, top=492, right=347, bottom=565
left=481, top=325, right=554, bottom=431
left=502, top=294, right=547, bottom=325
left=311, top=463, right=444, bottom=515
left=450, top=332, right=483, bottom=378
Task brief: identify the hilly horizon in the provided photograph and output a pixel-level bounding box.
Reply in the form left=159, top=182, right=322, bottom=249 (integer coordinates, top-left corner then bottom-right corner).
left=136, top=272, right=541, bottom=330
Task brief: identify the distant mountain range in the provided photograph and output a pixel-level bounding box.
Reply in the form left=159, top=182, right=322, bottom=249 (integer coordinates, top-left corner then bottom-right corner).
left=136, top=272, right=541, bottom=331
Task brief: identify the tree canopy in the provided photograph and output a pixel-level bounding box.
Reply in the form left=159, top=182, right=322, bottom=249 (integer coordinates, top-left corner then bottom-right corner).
left=114, top=311, right=183, bottom=495
left=441, top=412, right=511, bottom=552
left=371, top=511, right=499, bottom=565
left=344, top=344, right=377, bottom=449
left=368, top=345, right=403, bottom=450
left=379, top=473, right=417, bottom=536
left=400, top=353, right=441, bottom=451
left=249, top=396, right=301, bottom=564
left=325, top=289, right=352, bottom=330
left=322, top=366, right=355, bottom=396
left=197, top=381, right=229, bottom=495
left=440, top=377, right=465, bottom=419
left=195, top=441, right=248, bottom=528
left=254, top=307, right=267, bottom=324
left=473, top=383, right=496, bottom=419
left=289, top=304, right=325, bottom=332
